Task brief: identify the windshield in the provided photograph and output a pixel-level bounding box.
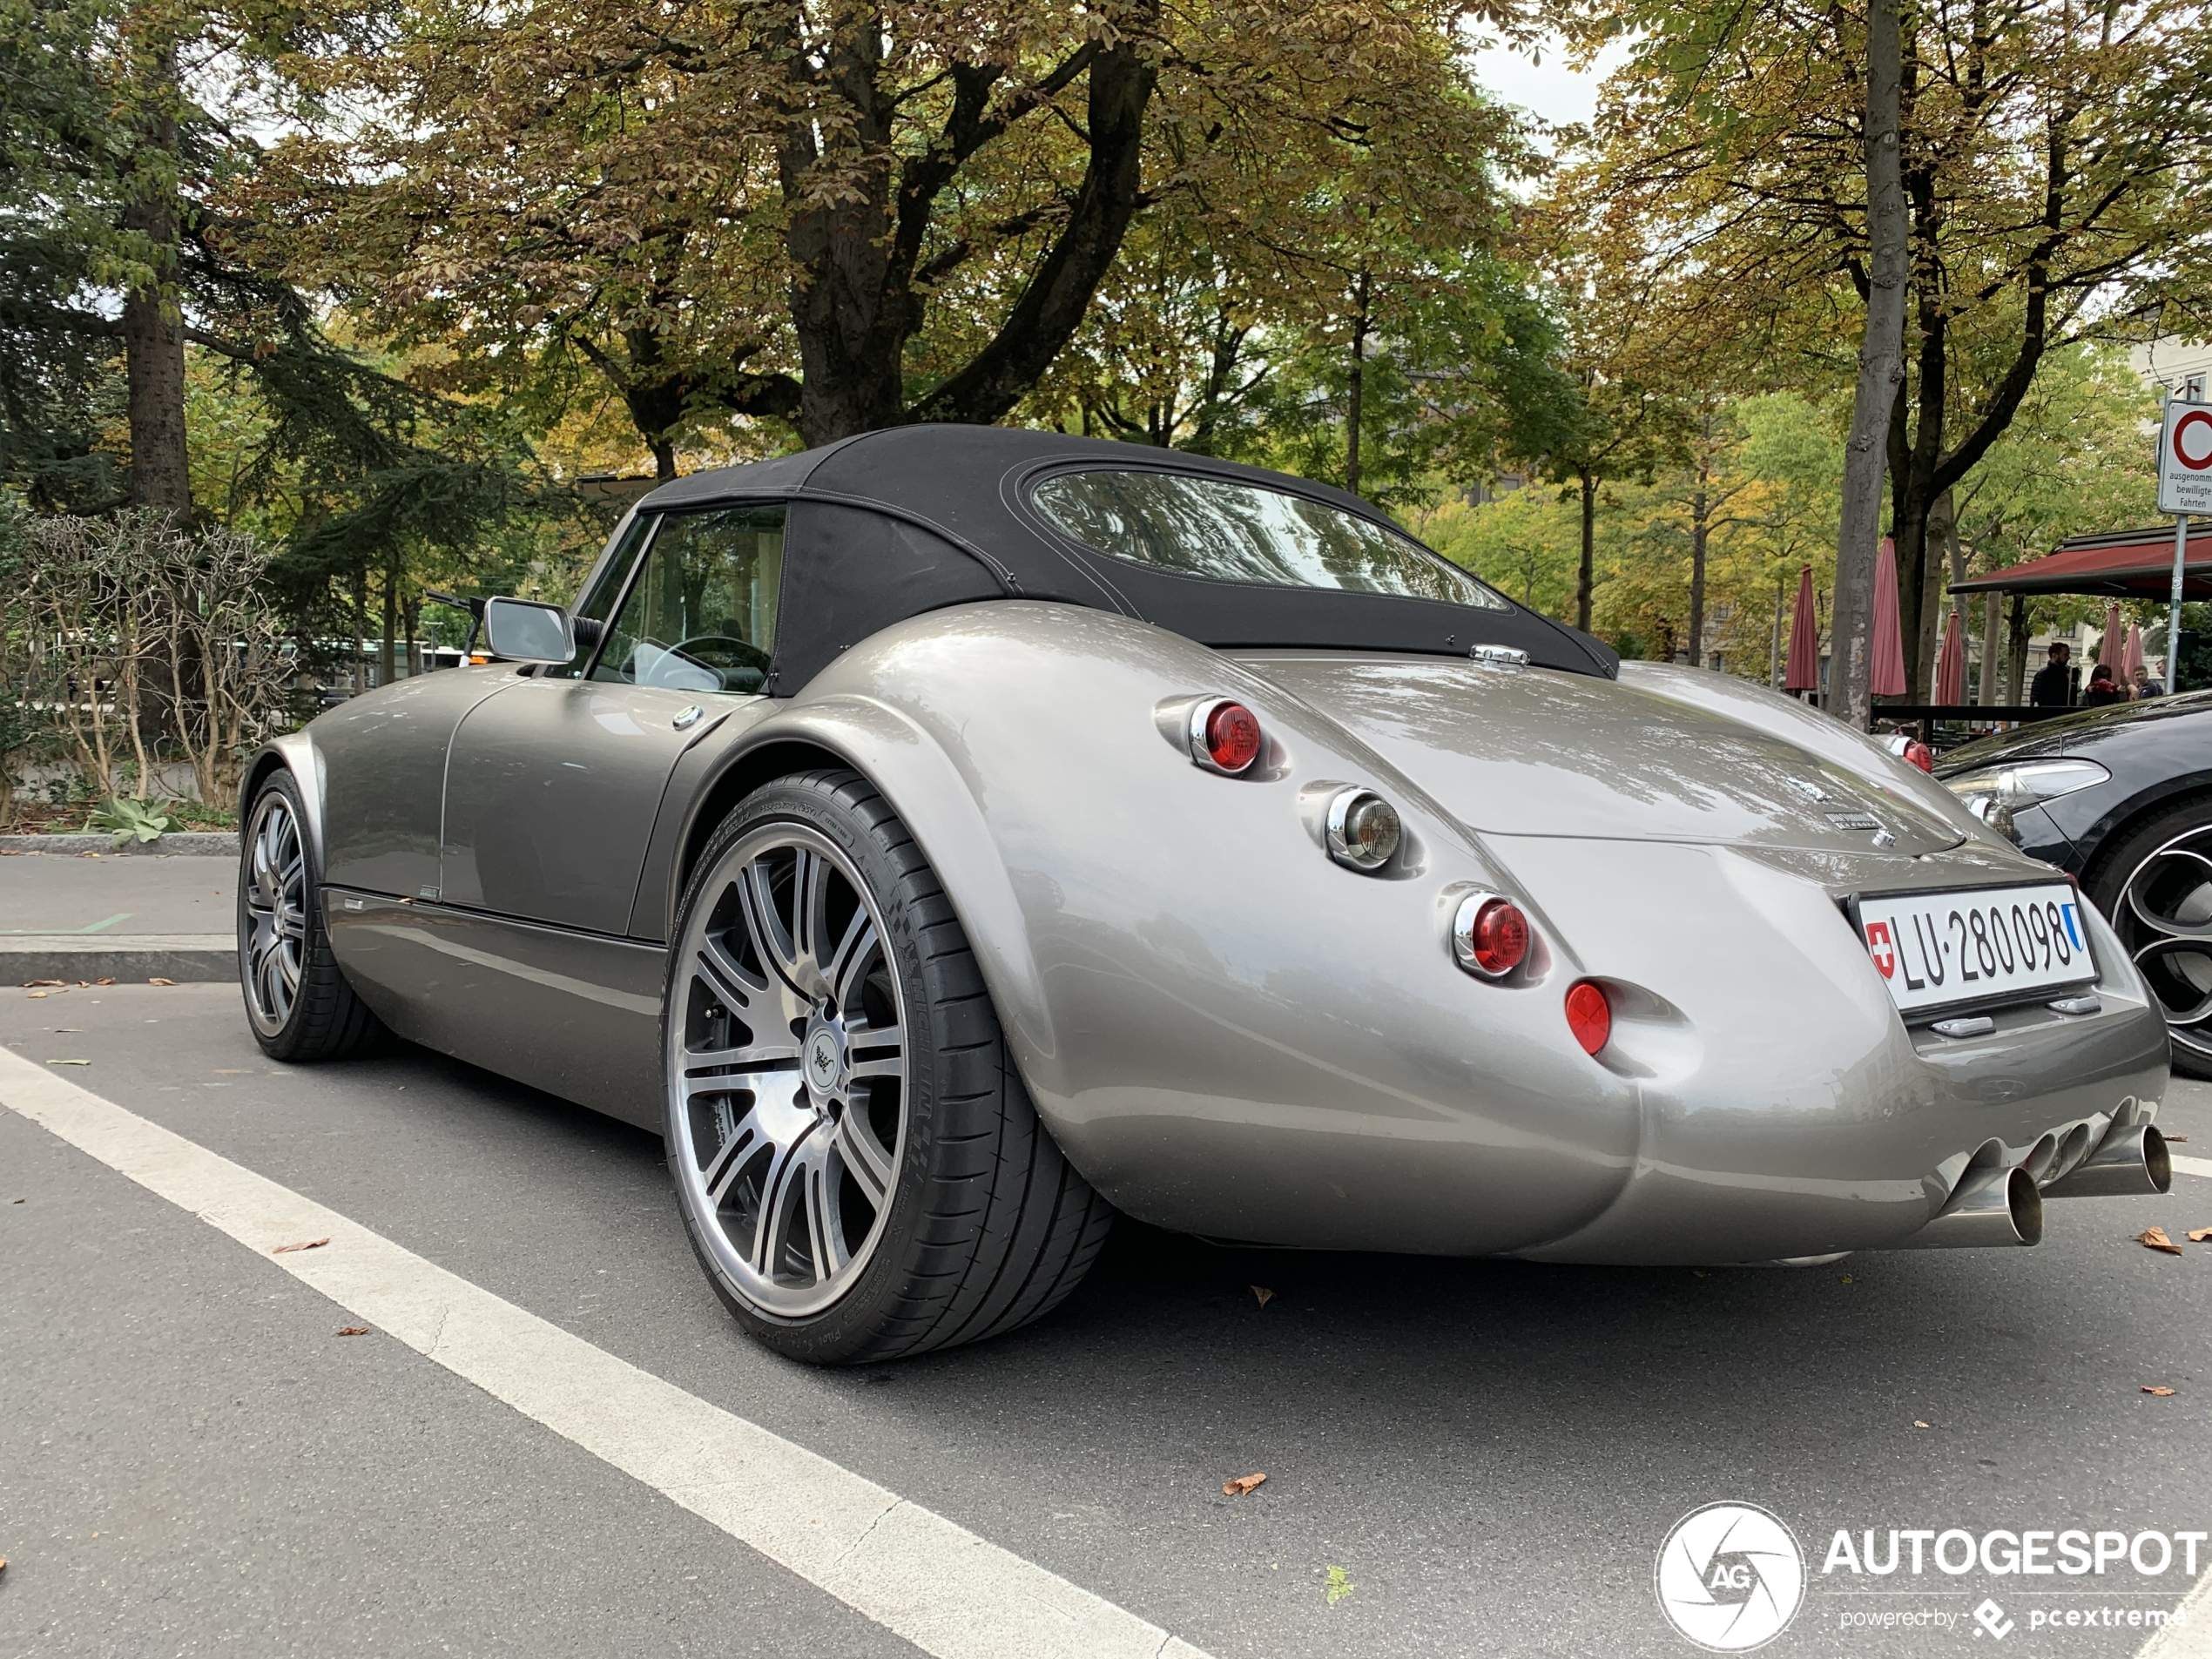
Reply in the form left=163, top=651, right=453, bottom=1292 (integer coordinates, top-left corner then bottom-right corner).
left=1031, top=469, right=1507, bottom=609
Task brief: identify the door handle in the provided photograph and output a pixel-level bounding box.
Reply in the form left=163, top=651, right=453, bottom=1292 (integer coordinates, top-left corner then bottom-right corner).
left=672, top=705, right=704, bottom=730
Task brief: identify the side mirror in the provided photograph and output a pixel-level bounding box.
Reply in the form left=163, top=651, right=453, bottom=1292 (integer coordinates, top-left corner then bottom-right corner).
left=482, top=597, right=577, bottom=664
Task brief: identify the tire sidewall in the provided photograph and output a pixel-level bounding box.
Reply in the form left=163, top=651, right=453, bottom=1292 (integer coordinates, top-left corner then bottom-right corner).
left=663, top=772, right=953, bottom=1364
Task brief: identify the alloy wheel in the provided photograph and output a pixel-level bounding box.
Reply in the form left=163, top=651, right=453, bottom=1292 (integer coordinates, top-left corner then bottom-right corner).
left=241, top=791, right=308, bottom=1034
left=668, top=826, right=907, bottom=1318
left=2119, top=823, right=2212, bottom=1068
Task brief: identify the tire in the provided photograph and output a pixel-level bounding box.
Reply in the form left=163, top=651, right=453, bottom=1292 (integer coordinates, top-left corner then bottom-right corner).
left=2087, top=792, right=2212, bottom=1080
left=238, top=770, right=383, bottom=1062
left=664, top=768, right=1112, bottom=1364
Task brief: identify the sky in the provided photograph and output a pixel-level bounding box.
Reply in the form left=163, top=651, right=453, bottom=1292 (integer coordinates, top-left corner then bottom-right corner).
left=1472, top=37, right=1632, bottom=134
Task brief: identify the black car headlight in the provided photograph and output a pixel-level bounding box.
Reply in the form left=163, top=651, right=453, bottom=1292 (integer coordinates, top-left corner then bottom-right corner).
left=1941, top=759, right=2110, bottom=842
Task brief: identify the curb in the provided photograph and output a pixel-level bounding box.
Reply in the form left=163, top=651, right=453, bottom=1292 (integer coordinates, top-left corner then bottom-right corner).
left=3, top=934, right=234, bottom=983
left=0, top=833, right=239, bottom=856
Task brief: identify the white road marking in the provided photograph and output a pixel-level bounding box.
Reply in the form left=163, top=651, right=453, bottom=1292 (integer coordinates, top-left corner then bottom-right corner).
left=2173, top=1153, right=2212, bottom=1182
left=2138, top=1564, right=2212, bottom=1658
left=0, top=1045, right=1211, bottom=1659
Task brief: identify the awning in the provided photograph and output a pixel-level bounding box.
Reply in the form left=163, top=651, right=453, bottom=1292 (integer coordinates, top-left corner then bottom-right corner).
left=1951, top=524, right=2212, bottom=598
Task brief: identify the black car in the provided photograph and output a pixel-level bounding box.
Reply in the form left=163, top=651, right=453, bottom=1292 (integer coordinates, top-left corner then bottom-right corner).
left=1938, top=691, right=2212, bottom=1074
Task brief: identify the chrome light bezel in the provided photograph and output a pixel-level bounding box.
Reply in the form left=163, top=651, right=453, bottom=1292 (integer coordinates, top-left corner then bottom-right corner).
left=1324, top=786, right=1400, bottom=871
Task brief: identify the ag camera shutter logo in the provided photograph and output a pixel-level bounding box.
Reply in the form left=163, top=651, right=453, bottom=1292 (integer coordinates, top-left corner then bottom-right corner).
left=1656, top=1502, right=1807, bottom=1651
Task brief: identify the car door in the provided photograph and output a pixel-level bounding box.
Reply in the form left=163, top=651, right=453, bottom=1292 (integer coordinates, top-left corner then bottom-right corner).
left=440, top=502, right=787, bottom=934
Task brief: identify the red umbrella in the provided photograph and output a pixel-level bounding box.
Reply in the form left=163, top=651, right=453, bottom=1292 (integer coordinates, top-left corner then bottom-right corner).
left=1784, top=565, right=1820, bottom=693
left=1934, top=608, right=1966, bottom=705
left=1869, top=536, right=1907, bottom=698
left=2123, top=623, right=2145, bottom=684
left=2099, top=604, right=2124, bottom=671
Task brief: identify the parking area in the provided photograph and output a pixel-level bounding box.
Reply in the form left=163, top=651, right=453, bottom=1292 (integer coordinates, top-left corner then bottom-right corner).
left=3, top=978, right=2210, bottom=1658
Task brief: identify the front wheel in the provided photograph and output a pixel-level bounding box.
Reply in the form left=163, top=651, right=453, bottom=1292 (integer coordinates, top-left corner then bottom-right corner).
left=238, top=770, right=382, bottom=1062
left=664, top=769, right=1112, bottom=1364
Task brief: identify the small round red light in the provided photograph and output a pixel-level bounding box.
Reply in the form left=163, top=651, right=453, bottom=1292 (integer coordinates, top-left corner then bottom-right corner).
left=1469, top=900, right=1529, bottom=976
left=1565, top=981, right=1611, bottom=1055
left=1204, top=702, right=1262, bottom=773
left=1903, top=739, right=1933, bottom=773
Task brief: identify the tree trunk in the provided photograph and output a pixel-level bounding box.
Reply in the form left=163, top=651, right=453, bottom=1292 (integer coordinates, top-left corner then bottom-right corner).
left=1576, top=472, right=1597, bottom=634
left=1345, top=272, right=1370, bottom=497
left=1830, top=0, right=1909, bottom=731
left=120, top=36, right=191, bottom=520
left=1911, top=488, right=1956, bottom=698
left=1980, top=587, right=2003, bottom=705
left=2006, top=595, right=2032, bottom=703
left=1688, top=473, right=1711, bottom=666
left=1770, top=574, right=1785, bottom=687
left=379, top=572, right=396, bottom=688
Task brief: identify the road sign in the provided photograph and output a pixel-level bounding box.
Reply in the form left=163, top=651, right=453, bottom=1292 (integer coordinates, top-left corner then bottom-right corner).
left=2159, top=397, right=2212, bottom=514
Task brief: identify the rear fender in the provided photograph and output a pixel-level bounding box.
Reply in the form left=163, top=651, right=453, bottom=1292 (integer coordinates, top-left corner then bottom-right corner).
left=240, top=733, right=327, bottom=873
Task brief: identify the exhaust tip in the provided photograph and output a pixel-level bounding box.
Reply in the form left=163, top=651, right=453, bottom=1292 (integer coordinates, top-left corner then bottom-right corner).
left=2144, top=1125, right=2173, bottom=1194
left=2004, top=1165, right=2044, bottom=1247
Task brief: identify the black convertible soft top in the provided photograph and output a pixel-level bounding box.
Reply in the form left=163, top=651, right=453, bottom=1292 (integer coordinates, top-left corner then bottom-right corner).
left=635, top=426, right=1618, bottom=694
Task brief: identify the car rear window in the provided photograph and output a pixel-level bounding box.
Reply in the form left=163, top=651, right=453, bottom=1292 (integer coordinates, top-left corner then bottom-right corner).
left=1030, top=469, right=1507, bottom=609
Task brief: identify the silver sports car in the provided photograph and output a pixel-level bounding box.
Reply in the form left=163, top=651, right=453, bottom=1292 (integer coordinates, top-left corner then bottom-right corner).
left=238, top=427, right=2173, bottom=1363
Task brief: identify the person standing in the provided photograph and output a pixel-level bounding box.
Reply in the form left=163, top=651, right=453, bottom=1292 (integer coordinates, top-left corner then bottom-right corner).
left=2133, top=664, right=2165, bottom=698
left=2029, top=641, right=2074, bottom=707
left=2082, top=664, right=2127, bottom=706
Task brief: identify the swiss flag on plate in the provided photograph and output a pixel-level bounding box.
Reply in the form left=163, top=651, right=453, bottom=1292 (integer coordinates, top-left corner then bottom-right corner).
left=1865, top=919, right=1897, bottom=979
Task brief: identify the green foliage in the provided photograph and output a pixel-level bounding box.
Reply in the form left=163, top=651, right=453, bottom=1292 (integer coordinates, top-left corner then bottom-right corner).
left=90, top=794, right=172, bottom=846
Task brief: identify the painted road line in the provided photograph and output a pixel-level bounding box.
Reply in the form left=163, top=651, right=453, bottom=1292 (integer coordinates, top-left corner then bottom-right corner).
left=2174, top=1154, right=2212, bottom=1182
left=2137, top=1563, right=2212, bottom=1658
left=0, top=1044, right=1211, bottom=1659
left=0, top=912, right=131, bottom=935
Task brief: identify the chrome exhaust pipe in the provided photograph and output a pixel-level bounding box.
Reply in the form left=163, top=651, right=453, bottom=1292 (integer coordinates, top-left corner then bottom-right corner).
left=1894, top=1163, right=2044, bottom=1249
left=2041, top=1124, right=2171, bottom=1198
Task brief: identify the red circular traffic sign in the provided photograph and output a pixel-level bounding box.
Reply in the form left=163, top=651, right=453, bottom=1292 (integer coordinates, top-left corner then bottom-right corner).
left=2174, top=408, right=2212, bottom=471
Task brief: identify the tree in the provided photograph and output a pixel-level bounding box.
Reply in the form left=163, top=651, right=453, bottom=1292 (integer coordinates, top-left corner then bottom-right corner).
left=267, top=0, right=1529, bottom=465
left=1564, top=0, right=2212, bottom=706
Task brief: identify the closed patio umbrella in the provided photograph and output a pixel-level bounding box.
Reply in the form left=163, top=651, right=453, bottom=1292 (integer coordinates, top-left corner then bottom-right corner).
left=1934, top=608, right=1966, bottom=705
left=1784, top=565, right=1820, bottom=694
left=1870, top=536, right=1907, bottom=698
left=2123, top=623, right=2145, bottom=684
left=2099, top=603, right=2125, bottom=671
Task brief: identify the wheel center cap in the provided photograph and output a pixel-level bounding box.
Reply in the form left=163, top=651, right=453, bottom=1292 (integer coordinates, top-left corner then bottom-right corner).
left=805, top=1027, right=843, bottom=1092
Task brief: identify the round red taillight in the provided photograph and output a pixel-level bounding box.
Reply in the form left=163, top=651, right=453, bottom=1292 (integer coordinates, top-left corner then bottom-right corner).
left=1452, top=894, right=1529, bottom=978
left=1190, top=698, right=1261, bottom=774
left=1565, top=981, right=1611, bottom=1055
left=1903, top=739, right=1933, bottom=773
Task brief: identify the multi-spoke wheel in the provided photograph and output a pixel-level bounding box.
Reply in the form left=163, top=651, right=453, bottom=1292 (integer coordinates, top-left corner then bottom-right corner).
left=665, top=769, right=1115, bottom=1364
left=2099, top=802, right=2212, bottom=1077
left=237, top=770, right=381, bottom=1061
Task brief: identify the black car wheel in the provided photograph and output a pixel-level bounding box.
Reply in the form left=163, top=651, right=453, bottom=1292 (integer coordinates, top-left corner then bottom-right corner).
left=239, top=770, right=383, bottom=1061
left=2092, top=793, right=2212, bottom=1079
left=664, top=768, right=1113, bottom=1364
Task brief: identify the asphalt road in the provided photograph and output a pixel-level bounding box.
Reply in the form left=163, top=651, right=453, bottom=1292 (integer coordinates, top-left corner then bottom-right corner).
left=3, top=980, right=2210, bottom=1658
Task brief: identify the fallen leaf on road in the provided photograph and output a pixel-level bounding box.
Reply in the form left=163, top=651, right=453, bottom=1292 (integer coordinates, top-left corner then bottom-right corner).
left=336, top=1326, right=369, bottom=1337
left=1912, top=1420, right=1932, bottom=1429
left=1840, top=1275, right=1854, bottom=1284
left=22, top=979, right=64, bottom=988
left=1692, top=1269, right=1709, bottom=1278
left=45, top=1059, right=87, bottom=1066
left=1324, top=1565, right=1354, bottom=1607
left=273, top=1238, right=329, bottom=1254
left=212, top=1069, right=245, bottom=1075
left=25, top=992, right=46, bottom=999
left=147, top=977, right=174, bottom=987
left=1223, top=1473, right=1267, bottom=1496
left=2136, top=1226, right=2184, bottom=1256
left=2167, top=1135, right=2189, bottom=1143
left=2191, top=1229, right=2212, bottom=1244
left=1251, top=1285, right=1274, bottom=1308
left=2144, top=1386, right=2177, bottom=1397
left=94, top=977, right=115, bottom=986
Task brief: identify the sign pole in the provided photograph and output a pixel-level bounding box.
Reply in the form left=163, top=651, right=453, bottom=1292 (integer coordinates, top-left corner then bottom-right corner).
left=2173, top=511, right=2190, bottom=693
left=2158, top=379, right=2211, bottom=692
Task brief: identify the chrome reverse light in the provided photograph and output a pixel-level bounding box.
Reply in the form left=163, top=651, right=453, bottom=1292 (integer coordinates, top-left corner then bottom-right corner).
left=1188, top=698, right=1262, bottom=775
left=1325, top=786, right=1400, bottom=871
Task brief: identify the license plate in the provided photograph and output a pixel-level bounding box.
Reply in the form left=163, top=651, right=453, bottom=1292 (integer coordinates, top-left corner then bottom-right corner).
left=1850, top=882, right=2095, bottom=1018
